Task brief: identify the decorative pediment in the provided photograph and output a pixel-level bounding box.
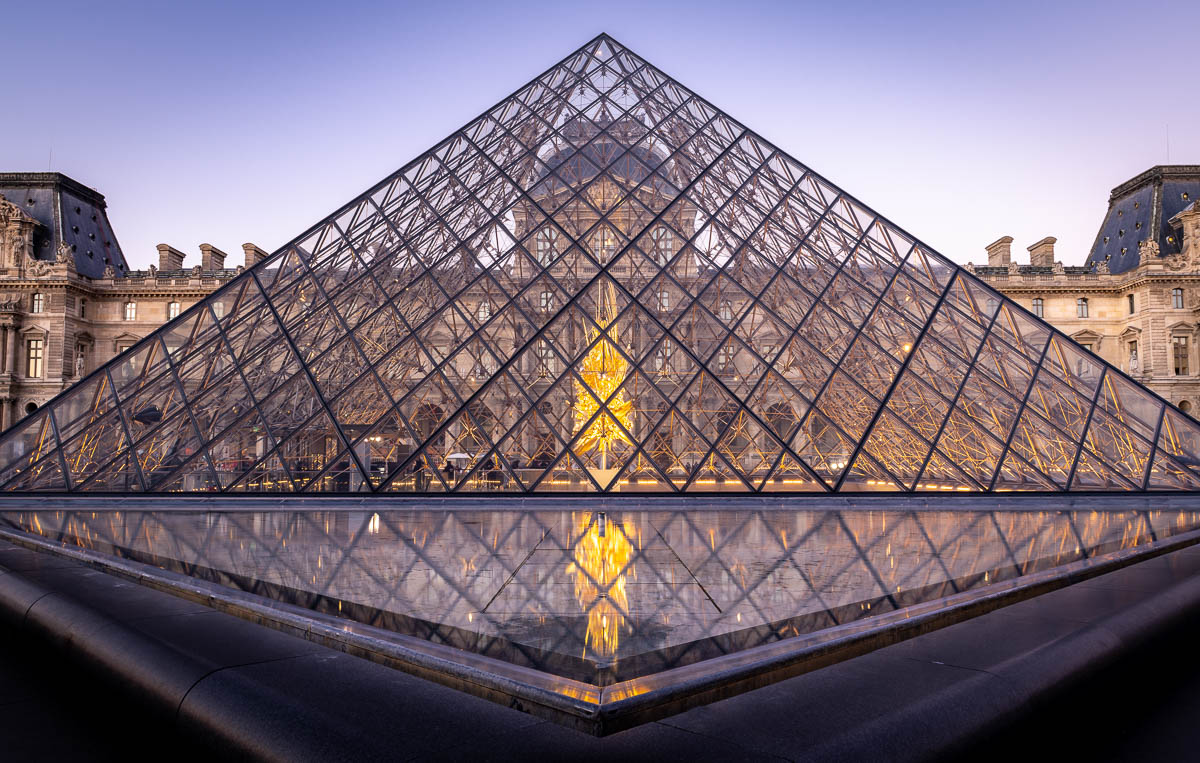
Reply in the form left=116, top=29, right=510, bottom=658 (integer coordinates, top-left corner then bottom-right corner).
left=74, top=331, right=94, bottom=345
left=18, top=325, right=48, bottom=340
left=1168, top=321, right=1195, bottom=334
left=1070, top=329, right=1103, bottom=349
left=111, top=332, right=141, bottom=352
left=1119, top=326, right=1142, bottom=341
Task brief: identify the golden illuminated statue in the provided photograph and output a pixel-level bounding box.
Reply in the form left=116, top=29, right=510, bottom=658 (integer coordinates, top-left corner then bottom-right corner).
left=571, top=282, right=634, bottom=480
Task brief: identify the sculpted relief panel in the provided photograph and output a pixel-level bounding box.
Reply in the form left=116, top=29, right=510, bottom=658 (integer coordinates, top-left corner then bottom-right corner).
left=0, top=195, right=36, bottom=271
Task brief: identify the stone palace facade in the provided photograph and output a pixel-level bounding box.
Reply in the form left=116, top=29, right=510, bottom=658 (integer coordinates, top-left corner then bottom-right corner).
left=0, top=165, right=1198, bottom=433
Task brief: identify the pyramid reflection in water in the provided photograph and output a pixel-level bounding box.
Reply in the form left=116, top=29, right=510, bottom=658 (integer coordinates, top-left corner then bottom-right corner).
left=2, top=34, right=1200, bottom=493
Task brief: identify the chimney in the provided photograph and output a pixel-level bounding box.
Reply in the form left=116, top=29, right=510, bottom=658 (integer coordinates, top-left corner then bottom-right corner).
left=242, top=242, right=267, bottom=268
left=156, top=244, right=186, bottom=270
left=1027, top=236, right=1057, bottom=267
left=985, top=236, right=1013, bottom=267
left=199, top=243, right=227, bottom=271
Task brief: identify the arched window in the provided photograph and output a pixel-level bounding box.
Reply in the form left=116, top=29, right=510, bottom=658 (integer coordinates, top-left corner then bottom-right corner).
left=1174, top=288, right=1185, bottom=309
left=1031, top=298, right=1043, bottom=318
left=168, top=301, right=180, bottom=320
left=30, top=293, right=43, bottom=314
left=1180, top=400, right=1193, bottom=414
left=124, top=301, right=137, bottom=321
left=595, top=227, right=616, bottom=264
left=535, top=227, right=559, bottom=266
left=1076, top=298, right=1088, bottom=318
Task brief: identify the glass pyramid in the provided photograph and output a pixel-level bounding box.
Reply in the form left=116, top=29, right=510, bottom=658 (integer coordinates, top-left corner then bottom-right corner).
left=3, top=34, right=1199, bottom=494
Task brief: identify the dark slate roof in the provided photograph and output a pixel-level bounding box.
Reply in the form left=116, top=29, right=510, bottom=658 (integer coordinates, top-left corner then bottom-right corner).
left=0, top=173, right=129, bottom=279
left=1085, top=165, right=1200, bottom=274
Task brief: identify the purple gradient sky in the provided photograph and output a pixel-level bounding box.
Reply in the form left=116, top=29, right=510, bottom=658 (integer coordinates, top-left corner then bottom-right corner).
left=4, top=0, right=1197, bottom=270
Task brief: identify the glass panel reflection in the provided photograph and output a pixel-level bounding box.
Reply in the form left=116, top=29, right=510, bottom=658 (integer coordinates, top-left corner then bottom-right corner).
left=4, top=506, right=1198, bottom=685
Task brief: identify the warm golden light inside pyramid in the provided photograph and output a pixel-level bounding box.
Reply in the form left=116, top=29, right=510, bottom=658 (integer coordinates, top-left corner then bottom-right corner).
left=567, top=512, right=635, bottom=659
left=571, top=283, right=633, bottom=472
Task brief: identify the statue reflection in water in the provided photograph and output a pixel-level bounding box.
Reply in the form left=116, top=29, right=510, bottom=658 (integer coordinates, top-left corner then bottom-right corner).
left=567, top=511, right=636, bottom=661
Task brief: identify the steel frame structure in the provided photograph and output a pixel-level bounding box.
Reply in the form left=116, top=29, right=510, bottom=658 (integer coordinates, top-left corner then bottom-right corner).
left=1, top=33, right=1199, bottom=494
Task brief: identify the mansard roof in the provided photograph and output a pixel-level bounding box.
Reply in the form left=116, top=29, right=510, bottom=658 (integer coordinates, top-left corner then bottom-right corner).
left=1085, top=165, right=1200, bottom=274
left=0, top=172, right=129, bottom=279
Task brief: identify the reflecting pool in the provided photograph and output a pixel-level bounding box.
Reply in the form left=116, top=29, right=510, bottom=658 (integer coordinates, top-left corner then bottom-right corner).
left=2, top=507, right=1197, bottom=684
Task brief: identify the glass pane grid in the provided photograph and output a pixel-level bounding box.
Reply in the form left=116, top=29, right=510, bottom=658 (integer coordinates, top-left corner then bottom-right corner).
left=0, top=34, right=1195, bottom=493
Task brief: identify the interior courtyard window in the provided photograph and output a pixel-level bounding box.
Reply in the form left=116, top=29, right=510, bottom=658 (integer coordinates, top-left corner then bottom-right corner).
left=30, top=293, right=43, bottom=314
left=168, top=301, right=180, bottom=320
left=653, top=345, right=671, bottom=373
left=719, top=300, right=733, bottom=323
left=1174, top=288, right=1185, bottom=309
left=26, top=339, right=43, bottom=378
left=535, top=227, right=558, bottom=266
left=1031, top=298, right=1043, bottom=318
left=649, top=226, right=673, bottom=266
left=717, top=345, right=735, bottom=370
left=535, top=342, right=556, bottom=377
left=124, top=301, right=137, bottom=321
left=595, top=227, right=616, bottom=264
left=1076, top=298, right=1088, bottom=318
left=1174, top=336, right=1190, bottom=376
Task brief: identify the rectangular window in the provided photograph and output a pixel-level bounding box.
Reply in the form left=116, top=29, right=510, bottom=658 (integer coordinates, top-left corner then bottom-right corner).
left=168, top=302, right=180, bottom=319
left=1076, top=298, right=1088, bottom=318
left=1128, top=294, right=1135, bottom=314
left=31, top=293, right=43, bottom=314
left=79, top=298, right=87, bottom=318
left=1174, top=288, right=1185, bottom=309
left=26, top=339, right=43, bottom=378
left=1174, top=336, right=1190, bottom=376
left=1031, top=298, right=1043, bottom=318
left=1129, top=341, right=1139, bottom=372
left=124, top=302, right=137, bottom=321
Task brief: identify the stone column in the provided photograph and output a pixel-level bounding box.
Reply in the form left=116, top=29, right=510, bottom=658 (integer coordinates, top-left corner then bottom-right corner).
left=4, top=326, right=15, bottom=375
left=0, top=398, right=10, bottom=431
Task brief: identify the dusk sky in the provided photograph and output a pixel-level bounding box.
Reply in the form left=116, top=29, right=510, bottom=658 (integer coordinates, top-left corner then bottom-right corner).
left=5, top=0, right=1197, bottom=270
